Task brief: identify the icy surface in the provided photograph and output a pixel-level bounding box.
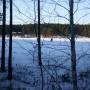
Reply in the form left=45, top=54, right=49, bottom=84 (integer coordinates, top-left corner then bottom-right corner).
left=0, top=37, right=90, bottom=90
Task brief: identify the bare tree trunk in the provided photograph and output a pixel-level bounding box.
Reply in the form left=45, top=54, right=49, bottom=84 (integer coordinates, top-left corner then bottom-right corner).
left=1, top=0, right=6, bottom=72
left=37, top=0, right=43, bottom=90
left=69, top=0, right=78, bottom=90
left=8, top=0, right=12, bottom=80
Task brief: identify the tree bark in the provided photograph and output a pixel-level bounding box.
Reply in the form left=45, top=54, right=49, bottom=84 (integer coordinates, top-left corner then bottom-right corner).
left=69, top=0, right=78, bottom=90
left=37, top=0, right=43, bottom=90
left=1, top=0, right=6, bottom=72
left=8, top=0, right=12, bottom=80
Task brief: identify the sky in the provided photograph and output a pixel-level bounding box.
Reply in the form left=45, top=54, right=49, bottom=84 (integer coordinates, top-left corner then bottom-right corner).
left=1, top=0, right=90, bottom=24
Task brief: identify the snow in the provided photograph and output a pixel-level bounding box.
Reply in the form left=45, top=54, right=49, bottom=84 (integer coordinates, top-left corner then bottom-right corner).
left=0, top=37, right=90, bottom=90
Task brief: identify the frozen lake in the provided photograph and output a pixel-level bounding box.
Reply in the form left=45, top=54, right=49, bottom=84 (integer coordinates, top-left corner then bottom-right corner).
left=0, top=37, right=90, bottom=90
left=0, top=37, right=90, bottom=73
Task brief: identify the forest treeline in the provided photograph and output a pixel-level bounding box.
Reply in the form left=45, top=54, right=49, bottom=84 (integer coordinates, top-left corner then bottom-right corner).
left=0, top=24, right=90, bottom=37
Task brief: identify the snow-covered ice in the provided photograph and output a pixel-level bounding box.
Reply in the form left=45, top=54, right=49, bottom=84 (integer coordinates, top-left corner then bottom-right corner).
left=0, top=37, right=90, bottom=90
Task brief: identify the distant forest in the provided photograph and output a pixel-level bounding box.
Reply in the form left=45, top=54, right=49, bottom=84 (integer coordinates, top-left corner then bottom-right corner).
left=0, top=24, right=90, bottom=37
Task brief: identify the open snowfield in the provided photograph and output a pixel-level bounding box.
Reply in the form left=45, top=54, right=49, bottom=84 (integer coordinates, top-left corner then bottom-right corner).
left=0, top=37, right=90, bottom=90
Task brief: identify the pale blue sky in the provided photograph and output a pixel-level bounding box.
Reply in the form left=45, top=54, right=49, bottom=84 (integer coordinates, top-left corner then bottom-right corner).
left=3, top=0, right=90, bottom=24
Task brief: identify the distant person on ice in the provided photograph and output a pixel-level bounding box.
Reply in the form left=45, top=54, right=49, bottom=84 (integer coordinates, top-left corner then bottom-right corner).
left=50, top=38, right=53, bottom=42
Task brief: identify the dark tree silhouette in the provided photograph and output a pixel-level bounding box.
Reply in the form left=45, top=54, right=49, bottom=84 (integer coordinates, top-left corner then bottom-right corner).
left=8, top=0, right=12, bottom=80
left=37, top=0, right=43, bottom=90
left=1, top=0, right=6, bottom=72
left=69, top=0, right=78, bottom=90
